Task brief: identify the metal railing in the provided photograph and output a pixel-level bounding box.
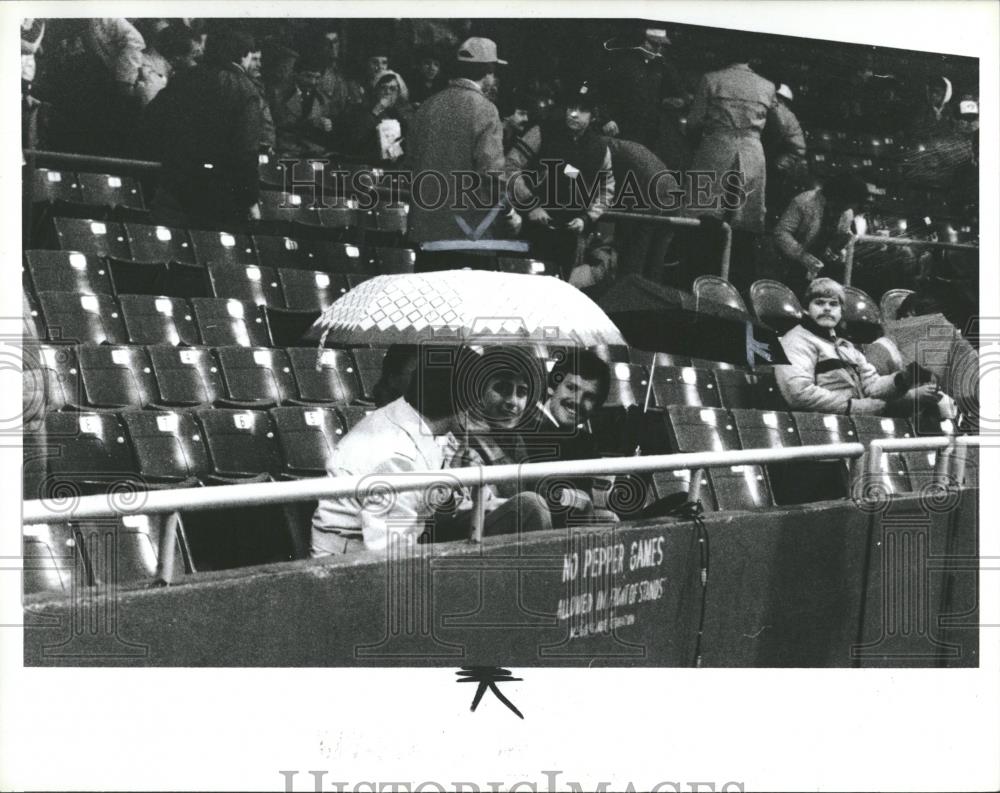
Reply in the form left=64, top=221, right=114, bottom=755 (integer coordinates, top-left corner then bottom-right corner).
left=843, top=234, right=979, bottom=286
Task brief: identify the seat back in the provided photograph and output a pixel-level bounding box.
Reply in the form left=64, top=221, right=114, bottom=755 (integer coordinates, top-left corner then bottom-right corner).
left=693, top=275, right=748, bottom=313
left=714, top=368, right=756, bottom=409
left=190, top=298, right=273, bottom=347
left=648, top=366, right=720, bottom=408
left=605, top=362, right=650, bottom=408
left=253, top=234, right=313, bottom=269
left=36, top=344, right=83, bottom=411
left=146, top=345, right=224, bottom=406
left=270, top=406, right=344, bottom=476
left=287, top=347, right=363, bottom=405
left=43, top=412, right=138, bottom=495
left=125, top=223, right=196, bottom=264
left=37, top=291, right=127, bottom=345
left=207, top=262, right=285, bottom=307
left=120, top=408, right=212, bottom=483
left=666, top=406, right=773, bottom=510
left=373, top=247, right=417, bottom=275
left=189, top=229, right=259, bottom=267
left=841, top=284, right=883, bottom=344
left=23, top=522, right=86, bottom=596
left=53, top=217, right=131, bottom=259
left=216, top=346, right=297, bottom=406
left=25, top=250, right=115, bottom=296
left=32, top=168, right=82, bottom=205
left=752, top=367, right=789, bottom=410
left=77, top=344, right=158, bottom=409
left=195, top=409, right=283, bottom=478
left=849, top=415, right=915, bottom=494
left=880, top=288, right=914, bottom=321
left=118, top=294, right=200, bottom=346
left=76, top=514, right=188, bottom=586
left=76, top=172, right=146, bottom=211
left=303, top=240, right=368, bottom=274
left=749, top=279, right=804, bottom=334
left=277, top=268, right=344, bottom=312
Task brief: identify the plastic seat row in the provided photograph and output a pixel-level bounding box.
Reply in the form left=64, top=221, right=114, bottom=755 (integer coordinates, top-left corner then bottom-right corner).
left=45, top=219, right=416, bottom=274
left=29, top=168, right=147, bottom=218
left=34, top=343, right=379, bottom=412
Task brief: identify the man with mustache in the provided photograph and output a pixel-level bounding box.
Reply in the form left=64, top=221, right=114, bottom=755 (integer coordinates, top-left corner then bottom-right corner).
left=775, top=278, right=940, bottom=416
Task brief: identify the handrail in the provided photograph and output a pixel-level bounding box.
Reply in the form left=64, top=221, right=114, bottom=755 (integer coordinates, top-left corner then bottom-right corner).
left=23, top=443, right=864, bottom=524
left=843, top=233, right=978, bottom=285
left=866, top=434, right=981, bottom=483
left=24, top=148, right=163, bottom=174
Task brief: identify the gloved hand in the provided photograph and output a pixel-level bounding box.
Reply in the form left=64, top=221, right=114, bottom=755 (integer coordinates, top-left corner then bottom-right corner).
left=894, top=361, right=935, bottom=392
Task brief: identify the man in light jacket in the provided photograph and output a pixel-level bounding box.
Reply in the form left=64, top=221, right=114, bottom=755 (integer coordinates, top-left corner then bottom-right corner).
left=775, top=278, right=939, bottom=416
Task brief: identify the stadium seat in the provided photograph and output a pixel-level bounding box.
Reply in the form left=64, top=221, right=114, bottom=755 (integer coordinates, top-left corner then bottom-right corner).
left=638, top=351, right=692, bottom=369
left=848, top=415, right=914, bottom=494
left=257, top=190, right=323, bottom=236
left=190, top=297, right=272, bottom=348
left=118, top=295, right=200, bottom=346
left=76, top=514, right=189, bottom=587
left=359, top=204, right=408, bottom=245
left=31, top=168, right=83, bottom=211
left=349, top=346, right=386, bottom=402
left=749, top=279, right=803, bottom=334
left=841, top=285, right=882, bottom=344
left=36, top=343, right=84, bottom=410
left=589, top=404, right=644, bottom=458
left=24, top=250, right=115, bottom=296
left=124, top=223, right=196, bottom=265
left=76, top=344, right=158, bottom=409
left=666, top=406, right=773, bottom=510
left=880, top=288, right=914, bottom=321
left=215, top=346, right=297, bottom=407
left=253, top=234, right=314, bottom=269
left=23, top=522, right=86, bottom=596
left=316, top=200, right=359, bottom=236
left=206, top=262, right=285, bottom=307
left=258, top=153, right=288, bottom=189
left=104, top=257, right=173, bottom=298
left=752, top=367, right=789, bottom=410
left=714, top=368, right=756, bottom=409
left=37, top=291, right=127, bottom=345
left=789, top=410, right=856, bottom=494
left=372, top=246, right=417, bottom=275
left=302, top=240, right=369, bottom=274
left=53, top=218, right=132, bottom=260
left=194, top=409, right=284, bottom=481
left=605, top=362, right=651, bottom=408
left=76, top=172, right=146, bottom=217
left=42, top=411, right=138, bottom=496
left=277, top=268, right=344, bottom=312
left=286, top=347, right=364, bottom=405
left=649, top=366, right=720, bottom=408
left=693, top=275, right=748, bottom=313
left=146, top=345, right=225, bottom=407
left=338, top=404, right=375, bottom=432
left=120, top=408, right=212, bottom=485
left=270, top=405, right=344, bottom=477
left=346, top=273, right=373, bottom=291
left=189, top=229, right=259, bottom=267
left=23, top=290, right=45, bottom=339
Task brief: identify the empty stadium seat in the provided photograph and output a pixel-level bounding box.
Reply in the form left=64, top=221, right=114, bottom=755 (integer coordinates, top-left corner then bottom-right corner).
left=76, top=514, right=188, bottom=587
left=841, top=285, right=882, bottom=343
left=750, top=279, right=803, bottom=334
left=146, top=345, right=225, bottom=406
left=286, top=347, right=364, bottom=405
left=270, top=405, right=344, bottom=477
left=53, top=218, right=132, bottom=260
left=206, top=262, right=285, bottom=307
left=315, top=201, right=359, bottom=236
left=76, top=172, right=146, bottom=216
left=31, top=168, right=83, bottom=211
left=880, top=288, right=914, bottom=321
left=42, top=411, right=138, bottom=496
left=190, top=297, right=272, bottom=347
left=693, top=275, right=748, bottom=313
left=36, top=343, right=83, bottom=410
left=303, top=240, right=369, bottom=274
left=338, top=404, right=375, bottom=431
left=253, top=234, right=314, bottom=269
left=37, top=291, right=127, bottom=345
left=118, top=295, right=200, bottom=346
left=589, top=404, right=644, bottom=458
left=23, top=522, right=85, bottom=596
left=359, top=205, right=408, bottom=245
left=23, top=290, right=45, bottom=339
left=124, top=223, right=196, bottom=265
left=752, top=367, right=789, bottom=410
left=849, top=415, right=914, bottom=494
left=639, top=351, right=692, bottom=368
left=76, top=344, right=158, bottom=409
left=120, top=408, right=211, bottom=485
left=24, top=250, right=115, bottom=296
left=349, top=346, right=386, bottom=402
left=194, top=409, right=283, bottom=481
left=605, top=362, right=650, bottom=408
left=649, top=366, right=720, bottom=408
left=215, top=346, right=297, bottom=407
left=714, top=368, right=756, bottom=409
left=257, top=190, right=324, bottom=235
left=372, top=247, right=417, bottom=275
left=789, top=410, right=857, bottom=495
left=277, top=268, right=344, bottom=311
left=666, top=406, right=773, bottom=510
left=189, top=229, right=259, bottom=267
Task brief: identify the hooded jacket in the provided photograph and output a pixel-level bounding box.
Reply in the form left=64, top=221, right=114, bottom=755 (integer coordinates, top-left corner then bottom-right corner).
left=775, top=317, right=902, bottom=414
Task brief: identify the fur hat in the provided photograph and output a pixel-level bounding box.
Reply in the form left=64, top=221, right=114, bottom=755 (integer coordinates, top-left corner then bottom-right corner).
left=804, top=277, right=845, bottom=306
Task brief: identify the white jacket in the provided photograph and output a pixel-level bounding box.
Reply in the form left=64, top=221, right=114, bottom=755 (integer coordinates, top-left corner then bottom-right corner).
left=775, top=322, right=902, bottom=414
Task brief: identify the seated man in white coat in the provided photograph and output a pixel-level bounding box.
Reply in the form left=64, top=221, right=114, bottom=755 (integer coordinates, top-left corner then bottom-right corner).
left=775, top=278, right=940, bottom=417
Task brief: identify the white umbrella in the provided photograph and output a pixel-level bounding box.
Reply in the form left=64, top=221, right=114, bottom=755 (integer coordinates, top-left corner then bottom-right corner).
left=304, top=270, right=626, bottom=348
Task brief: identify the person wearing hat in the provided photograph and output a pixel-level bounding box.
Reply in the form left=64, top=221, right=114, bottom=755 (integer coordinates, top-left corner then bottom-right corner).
left=775, top=278, right=940, bottom=417
left=406, top=37, right=521, bottom=269
left=508, top=80, right=616, bottom=278
left=341, top=68, right=413, bottom=163
left=271, top=50, right=337, bottom=159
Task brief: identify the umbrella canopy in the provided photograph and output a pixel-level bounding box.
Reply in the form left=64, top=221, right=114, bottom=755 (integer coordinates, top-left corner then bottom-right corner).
left=597, top=275, right=789, bottom=367
left=305, top=270, right=627, bottom=348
